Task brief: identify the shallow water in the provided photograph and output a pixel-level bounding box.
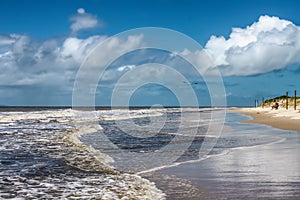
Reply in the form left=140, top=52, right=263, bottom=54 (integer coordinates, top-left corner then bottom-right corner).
left=148, top=113, right=300, bottom=199
left=0, top=108, right=299, bottom=199
left=81, top=108, right=285, bottom=174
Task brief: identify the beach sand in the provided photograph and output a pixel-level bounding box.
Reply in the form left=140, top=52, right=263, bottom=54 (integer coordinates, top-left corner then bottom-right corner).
left=231, top=107, right=300, bottom=131
left=145, top=109, right=300, bottom=199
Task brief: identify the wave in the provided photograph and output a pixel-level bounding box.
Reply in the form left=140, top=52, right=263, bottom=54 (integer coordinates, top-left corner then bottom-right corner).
left=1, top=107, right=285, bottom=199
left=0, top=109, right=74, bottom=124
left=92, top=107, right=222, bottom=121
left=95, top=109, right=166, bottom=121
left=0, top=109, right=166, bottom=199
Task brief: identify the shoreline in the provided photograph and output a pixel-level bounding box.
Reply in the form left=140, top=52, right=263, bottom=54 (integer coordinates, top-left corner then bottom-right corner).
left=230, top=107, right=300, bottom=131
left=146, top=109, right=300, bottom=199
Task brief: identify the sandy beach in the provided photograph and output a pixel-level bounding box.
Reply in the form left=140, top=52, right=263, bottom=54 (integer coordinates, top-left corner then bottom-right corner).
left=145, top=109, right=300, bottom=199
left=231, top=107, right=300, bottom=131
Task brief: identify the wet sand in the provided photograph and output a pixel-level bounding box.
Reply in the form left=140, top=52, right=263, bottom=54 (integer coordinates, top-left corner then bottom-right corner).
left=145, top=110, right=300, bottom=199
left=148, top=133, right=300, bottom=199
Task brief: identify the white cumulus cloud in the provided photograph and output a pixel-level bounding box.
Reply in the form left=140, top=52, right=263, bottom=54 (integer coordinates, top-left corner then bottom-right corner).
left=77, top=8, right=85, bottom=14
left=0, top=34, right=20, bottom=46
left=70, top=8, right=101, bottom=34
left=205, top=15, right=300, bottom=76
left=117, top=65, right=136, bottom=72
left=0, top=34, right=143, bottom=90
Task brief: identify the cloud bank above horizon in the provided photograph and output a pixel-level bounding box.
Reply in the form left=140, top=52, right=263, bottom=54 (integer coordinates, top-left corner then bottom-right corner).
left=0, top=9, right=299, bottom=105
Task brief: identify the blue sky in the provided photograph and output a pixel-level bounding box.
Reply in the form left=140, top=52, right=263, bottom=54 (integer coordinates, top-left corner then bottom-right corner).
left=0, top=0, right=300, bottom=106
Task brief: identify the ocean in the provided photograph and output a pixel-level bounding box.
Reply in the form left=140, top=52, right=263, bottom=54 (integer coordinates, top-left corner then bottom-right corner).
left=0, top=108, right=299, bottom=199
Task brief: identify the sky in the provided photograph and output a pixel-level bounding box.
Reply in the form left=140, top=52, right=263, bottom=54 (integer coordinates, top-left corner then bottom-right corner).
left=0, top=0, right=300, bottom=106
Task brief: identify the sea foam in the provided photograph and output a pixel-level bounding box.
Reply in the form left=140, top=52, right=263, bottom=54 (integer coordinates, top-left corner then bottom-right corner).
left=0, top=109, right=166, bottom=199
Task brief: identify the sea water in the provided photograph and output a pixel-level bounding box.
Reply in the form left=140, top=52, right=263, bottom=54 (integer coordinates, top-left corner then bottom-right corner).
left=149, top=111, right=300, bottom=199
left=0, top=109, right=164, bottom=199
left=0, top=108, right=298, bottom=199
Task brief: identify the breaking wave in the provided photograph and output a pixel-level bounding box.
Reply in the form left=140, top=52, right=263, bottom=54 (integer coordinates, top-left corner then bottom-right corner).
left=0, top=109, right=166, bottom=199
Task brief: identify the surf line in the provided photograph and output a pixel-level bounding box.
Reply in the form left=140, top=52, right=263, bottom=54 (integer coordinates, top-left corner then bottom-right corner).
left=136, top=137, right=286, bottom=175
left=230, top=137, right=286, bottom=151
left=136, top=150, right=230, bottom=175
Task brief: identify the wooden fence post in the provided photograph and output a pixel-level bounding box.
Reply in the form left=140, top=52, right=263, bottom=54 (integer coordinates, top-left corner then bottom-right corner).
left=286, top=92, right=289, bottom=110
left=294, top=90, right=297, bottom=110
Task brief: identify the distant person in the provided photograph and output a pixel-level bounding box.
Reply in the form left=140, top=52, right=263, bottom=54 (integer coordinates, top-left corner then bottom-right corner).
left=272, top=102, right=279, bottom=110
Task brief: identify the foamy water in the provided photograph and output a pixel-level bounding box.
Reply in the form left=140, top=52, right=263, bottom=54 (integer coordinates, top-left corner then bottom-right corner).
left=0, top=108, right=293, bottom=199
left=0, top=109, right=165, bottom=199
